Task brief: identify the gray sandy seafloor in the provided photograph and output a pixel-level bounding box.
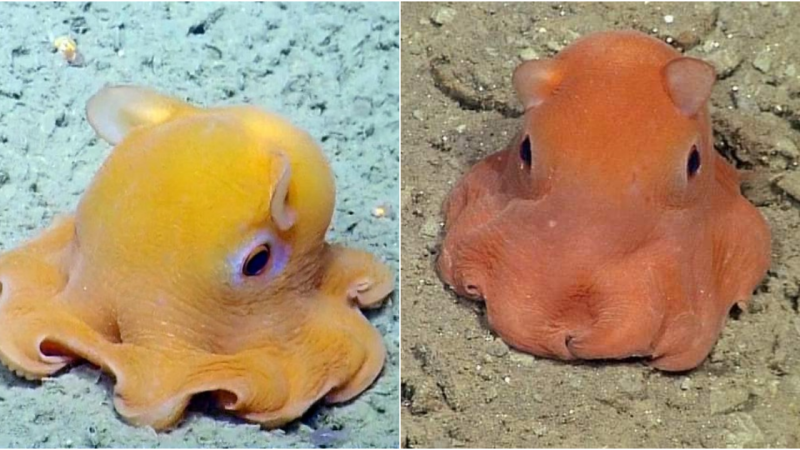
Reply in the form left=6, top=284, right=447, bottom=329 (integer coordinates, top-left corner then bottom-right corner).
left=0, top=2, right=399, bottom=448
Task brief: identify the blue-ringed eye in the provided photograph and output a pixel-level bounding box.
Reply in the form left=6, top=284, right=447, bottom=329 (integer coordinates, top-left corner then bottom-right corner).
left=687, top=145, right=701, bottom=178
left=520, top=135, right=532, bottom=166
left=243, top=244, right=270, bottom=276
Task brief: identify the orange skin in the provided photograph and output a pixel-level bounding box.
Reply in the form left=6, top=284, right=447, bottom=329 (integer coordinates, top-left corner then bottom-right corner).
left=0, top=87, right=393, bottom=429
left=438, top=31, right=771, bottom=371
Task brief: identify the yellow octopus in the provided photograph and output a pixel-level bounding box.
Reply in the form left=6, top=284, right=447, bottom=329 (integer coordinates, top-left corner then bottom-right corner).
left=0, top=86, right=393, bottom=430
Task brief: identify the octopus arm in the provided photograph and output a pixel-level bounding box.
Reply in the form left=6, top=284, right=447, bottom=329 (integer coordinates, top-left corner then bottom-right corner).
left=711, top=153, right=771, bottom=293
left=0, top=215, right=98, bottom=378
left=103, top=345, right=290, bottom=430
left=319, top=244, right=394, bottom=309
left=313, top=252, right=391, bottom=402
left=308, top=300, right=387, bottom=404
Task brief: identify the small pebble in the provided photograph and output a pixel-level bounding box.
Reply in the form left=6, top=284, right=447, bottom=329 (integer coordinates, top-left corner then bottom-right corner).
left=675, top=31, right=700, bottom=48
left=776, top=172, right=800, bottom=201
left=487, top=338, right=509, bottom=357
left=618, top=373, right=645, bottom=397
left=509, top=350, right=536, bottom=367
left=310, top=427, right=349, bottom=448
left=724, top=413, right=766, bottom=447
left=546, top=41, right=564, bottom=53
left=773, top=136, right=799, bottom=160
left=519, top=47, right=538, bottom=61
left=421, top=218, right=440, bottom=238
left=753, top=50, right=773, bottom=73
left=705, top=47, right=743, bottom=79
left=371, top=204, right=393, bottom=219
left=710, top=385, right=751, bottom=414
left=430, top=7, right=456, bottom=26
left=663, top=14, right=674, bottom=24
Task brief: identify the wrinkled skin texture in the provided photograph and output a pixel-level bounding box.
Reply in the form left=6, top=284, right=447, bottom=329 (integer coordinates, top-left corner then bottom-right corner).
left=0, top=87, right=393, bottom=430
left=438, top=31, right=771, bottom=371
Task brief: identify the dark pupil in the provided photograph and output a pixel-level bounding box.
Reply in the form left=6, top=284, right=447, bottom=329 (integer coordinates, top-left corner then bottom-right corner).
left=243, top=245, right=270, bottom=276
left=520, top=135, right=532, bottom=165
left=687, top=146, right=701, bottom=178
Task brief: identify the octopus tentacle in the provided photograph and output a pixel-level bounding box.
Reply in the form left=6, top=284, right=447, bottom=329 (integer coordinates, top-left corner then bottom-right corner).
left=310, top=244, right=390, bottom=398
left=320, top=244, right=394, bottom=309
left=103, top=345, right=290, bottom=430
left=320, top=305, right=387, bottom=403
left=262, top=290, right=388, bottom=406
left=0, top=299, right=112, bottom=379
left=650, top=197, right=771, bottom=371
left=649, top=312, right=718, bottom=371
left=0, top=216, right=86, bottom=378
left=220, top=302, right=386, bottom=425
left=0, top=289, right=119, bottom=381
left=561, top=248, right=668, bottom=361
left=709, top=195, right=772, bottom=307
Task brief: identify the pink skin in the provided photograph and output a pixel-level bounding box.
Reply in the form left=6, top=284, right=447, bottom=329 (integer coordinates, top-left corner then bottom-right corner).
left=437, top=31, right=771, bottom=371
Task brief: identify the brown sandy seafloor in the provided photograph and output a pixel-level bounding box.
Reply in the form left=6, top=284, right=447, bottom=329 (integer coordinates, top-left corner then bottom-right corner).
left=400, top=2, right=800, bottom=448
left=0, top=2, right=399, bottom=448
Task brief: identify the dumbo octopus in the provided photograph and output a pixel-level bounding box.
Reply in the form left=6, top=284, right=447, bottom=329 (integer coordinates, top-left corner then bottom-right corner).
left=0, top=86, right=393, bottom=429
left=438, top=31, right=771, bottom=371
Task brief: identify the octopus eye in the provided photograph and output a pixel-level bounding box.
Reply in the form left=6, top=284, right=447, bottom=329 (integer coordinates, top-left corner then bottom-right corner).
left=520, top=135, right=532, bottom=166
left=243, top=244, right=271, bottom=276
left=687, top=145, right=701, bottom=178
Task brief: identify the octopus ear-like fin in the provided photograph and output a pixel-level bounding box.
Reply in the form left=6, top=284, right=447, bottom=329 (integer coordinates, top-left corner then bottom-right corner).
left=512, top=59, right=563, bottom=110
left=662, top=57, right=716, bottom=117
left=86, top=86, right=198, bottom=145
left=270, top=152, right=297, bottom=231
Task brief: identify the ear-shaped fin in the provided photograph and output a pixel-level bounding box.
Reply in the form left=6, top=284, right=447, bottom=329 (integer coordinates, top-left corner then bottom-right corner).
left=512, top=59, right=563, bottom=110
left=86, top=86, right=198, bottom=145
left=662, top=58, right=716, bottom=117
left=269, top=153, right=297, bottom=231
